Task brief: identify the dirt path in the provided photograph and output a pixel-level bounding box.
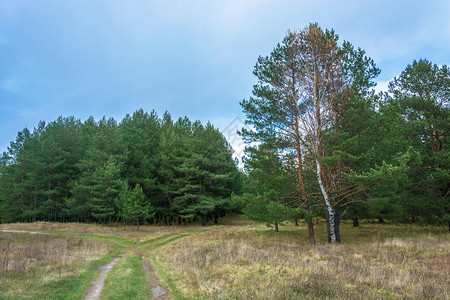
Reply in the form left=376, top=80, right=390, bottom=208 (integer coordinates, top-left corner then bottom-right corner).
left=0, top=229, right=54, bottom=235
left=84, top=257, right=120, bottom=300
left=142, top=259, right=171, bottom=299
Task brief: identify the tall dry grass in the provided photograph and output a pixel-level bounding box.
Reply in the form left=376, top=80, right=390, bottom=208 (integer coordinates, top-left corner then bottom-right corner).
left=0, top=231, right=111, bottom=299
left=0, top=232, right=108, bottom=275
left=158, top=224, right=450, bottom=299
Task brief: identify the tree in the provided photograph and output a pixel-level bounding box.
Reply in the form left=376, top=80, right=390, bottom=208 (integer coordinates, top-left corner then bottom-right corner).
left=241, top=24, right=380, bottom=244
left=0, top=110, right=241, bottom=226
left=115, top=179, right=131, bottom=228
left=120, top=109, right=160, bottom=202
left=382, top=59, right=449, bottom=225
left=242, top=194, right=297, bottom=232
left=0, top=129, right=33, bottom=222
left=123, top=183, right=155, bottom=231
left=241, top=30, right=317, bottom=244
left=170, top=121, right=236, bottom=226
left=89, top=157, right=122, bottom=226
left=67, top=116, right=122, bottom=222
left=240, top=143, right=301, bottom=231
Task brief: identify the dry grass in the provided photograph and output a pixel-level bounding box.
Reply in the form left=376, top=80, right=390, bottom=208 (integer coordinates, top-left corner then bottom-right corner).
left=0, top=232, right=108, bottom=275
left=0, top=231, right=110, bottom=298
left=1, top=218, right=448, bottom=299
left=158, top=222, right=450, bottom=299
left=0, top=221, right=210, bottom=243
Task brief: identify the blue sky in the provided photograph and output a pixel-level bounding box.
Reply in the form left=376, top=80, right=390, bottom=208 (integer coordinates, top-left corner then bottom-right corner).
left=1, top=0, right=449, bottom=156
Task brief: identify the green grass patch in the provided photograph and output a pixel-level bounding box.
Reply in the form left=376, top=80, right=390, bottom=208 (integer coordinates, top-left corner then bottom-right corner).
left=32, top=254, right=117, bottom=300
left=101, top=255, right=149, bottom=300
left=150, top=254, right=200, bottom=300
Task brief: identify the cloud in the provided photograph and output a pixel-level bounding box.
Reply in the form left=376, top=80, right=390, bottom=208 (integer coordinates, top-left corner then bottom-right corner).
left=373, top=80, right=391, bottom=94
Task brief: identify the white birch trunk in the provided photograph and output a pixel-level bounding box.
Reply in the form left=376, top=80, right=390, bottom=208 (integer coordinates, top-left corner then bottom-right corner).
left=315, top=158, right=336, bottom=243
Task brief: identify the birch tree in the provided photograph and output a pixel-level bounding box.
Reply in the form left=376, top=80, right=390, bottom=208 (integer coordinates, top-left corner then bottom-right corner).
left=241, top=24, right=379, bottom=243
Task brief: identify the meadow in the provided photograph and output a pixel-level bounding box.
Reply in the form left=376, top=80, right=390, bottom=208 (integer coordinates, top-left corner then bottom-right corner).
left=0, top=217, right=448, bottom=299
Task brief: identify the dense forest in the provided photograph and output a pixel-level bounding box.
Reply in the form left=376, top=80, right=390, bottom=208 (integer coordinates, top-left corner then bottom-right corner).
left=0, top=24, right=448, bottom=241
left=0, top=110, right=243, bottom=228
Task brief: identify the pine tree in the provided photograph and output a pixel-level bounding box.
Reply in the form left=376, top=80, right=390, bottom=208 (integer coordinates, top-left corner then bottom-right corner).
left=120, top=110, right=160, bottom=201
left=380, top=59, right=449, bottom=224
left=123, top=184, right=155, bottom=231
left=115, top=179, right=131, bottom=228
left=89, top=157, right=122, bottom=226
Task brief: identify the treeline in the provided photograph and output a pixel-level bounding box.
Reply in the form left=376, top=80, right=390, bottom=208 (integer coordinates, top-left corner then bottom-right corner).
left=0, top=110, right=243, bottom=227
left=236, top=24, right=449, bottom=242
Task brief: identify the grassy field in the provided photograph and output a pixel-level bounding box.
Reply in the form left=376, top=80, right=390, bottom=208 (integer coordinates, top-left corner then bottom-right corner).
left=0, top=217, right=448, bottom=299
left=0, top=231, right=112, bottom=299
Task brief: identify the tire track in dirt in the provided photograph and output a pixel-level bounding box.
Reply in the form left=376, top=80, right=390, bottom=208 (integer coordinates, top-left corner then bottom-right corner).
left=138, top=233, right=195, bottom=300
left=86, top=230, right=205, bottom=299
left=84, top=257, right=120, bottom=300
left=142, top=259, right=171, bottom=299
left=0, top=229, right=55, bottom=235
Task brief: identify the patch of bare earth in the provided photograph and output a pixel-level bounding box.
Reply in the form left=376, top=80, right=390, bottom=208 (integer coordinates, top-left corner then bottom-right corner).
left=84, top=257, right=120, bottom=300
left=142, top=259, right=171, bottom=299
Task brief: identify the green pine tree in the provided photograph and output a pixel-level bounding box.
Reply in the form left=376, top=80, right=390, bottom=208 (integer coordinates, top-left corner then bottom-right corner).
left=123, top=183, right=155, bottom=231
left=89, top=157, right=122, bottom=226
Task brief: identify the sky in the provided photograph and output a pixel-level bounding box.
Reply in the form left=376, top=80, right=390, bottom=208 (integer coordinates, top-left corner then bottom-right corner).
left=1, top=0, right=449, bottom=159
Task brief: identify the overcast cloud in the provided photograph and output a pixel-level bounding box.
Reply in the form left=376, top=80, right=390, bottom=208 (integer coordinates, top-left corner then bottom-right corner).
left=1, top=0, right=449, bottom=154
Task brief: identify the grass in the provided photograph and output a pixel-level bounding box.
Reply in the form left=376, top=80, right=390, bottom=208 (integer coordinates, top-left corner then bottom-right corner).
left=0, top=222, right=209, bottom=299
left=101, top=255, right=149, bottom=300
left=0, top=232, right=112, bottom=299
left=0, top=223, right=138, bottom=300
left=157, top=220, right=450, bottom=299
left=150, top=254, right=189, bottom=300
left=0, top=217, right=448, bottom=299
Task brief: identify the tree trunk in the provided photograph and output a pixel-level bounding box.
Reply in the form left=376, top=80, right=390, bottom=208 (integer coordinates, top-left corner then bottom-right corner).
left=326, top=213, right=331, bottom=243
left=274, top=221, right=279, bottom=232
left=305, top=201, right=316, bottom=246
left=316, top=158, right=336, bottom=244
left=335, top=211, right=341, bottom=243
left=214, top=214, right=218, bottom=224
left=137, top=220, right=139, bottom=231
left=378, top=217, right=385, bottom=224
left=294, top=218, right=298, bottom=226
left=353, top=216, right=359, bottom=227
left=297, top=152, right=316, bottom=245
left=201, top=215, right=206, bottom=226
